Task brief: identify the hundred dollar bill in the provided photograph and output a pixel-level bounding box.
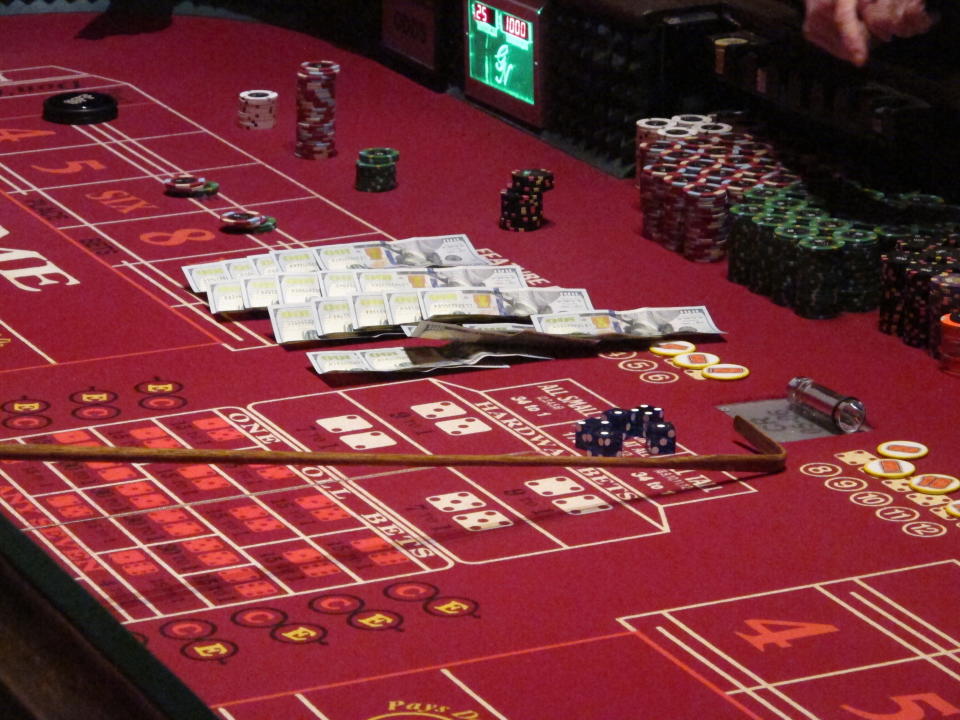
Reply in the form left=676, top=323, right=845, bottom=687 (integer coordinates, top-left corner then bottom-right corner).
left=242, top=276, right=282, bottom=309
left=315, top=240, right=399, bottom=270
left=307, top=346, right=547, bottom=375
left=312, top=297, right=356, bottom=338
left=251, top=253, right=281, bottom=276
left=385, top=291, right=424, bottom=325
left=352, top=293, right=392, bottom=330
left=618, top=305, right=723, bottom=336
left=434, top=265, right=527, bottom=288
left=207, top=279, right=246, bottom=314
left=225, top=257, right=259, bottom=279
left=273, top=248, right=320, bottom=273
left=419, top=287, right=505, bottom=319
left=306, top=350, right=369, bottom=373
left=278, top=273, right=323, bottom=304
left=320, top=270, right=361, bottom=297
left=402, top=321, right=533, bottom=337
left=269, top=303, right=320, bottom=344
left=531, top=310, right=625, bottom=336
left=182, top=261, right=229, bottom=293
left=531, top=306, right=724, bottom=338
left=390, top=234, right=489, bottom=267
left=406, top=320, right=598, bottom=350
left=499, top=288, right=593, bottom=316
left=357, top=268, right=437, bottom=293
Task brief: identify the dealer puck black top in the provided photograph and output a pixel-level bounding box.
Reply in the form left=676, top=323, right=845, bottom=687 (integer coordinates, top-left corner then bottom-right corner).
left=42, top=91, right=118, bottom=125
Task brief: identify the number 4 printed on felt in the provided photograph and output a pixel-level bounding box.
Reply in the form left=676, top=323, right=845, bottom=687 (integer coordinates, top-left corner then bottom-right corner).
left=736, top=618, right=840, bottom=651
left=842, top=693, right=960, bottom=719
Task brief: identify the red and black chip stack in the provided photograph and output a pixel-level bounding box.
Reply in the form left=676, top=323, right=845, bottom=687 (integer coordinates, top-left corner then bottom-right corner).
left=879, top=231, right=960, bottom=353
left=295, top=60, right=339, bottom=160
left=939, top=311, right=960, bottom=375
left=499, top=169, right=554, bottom=232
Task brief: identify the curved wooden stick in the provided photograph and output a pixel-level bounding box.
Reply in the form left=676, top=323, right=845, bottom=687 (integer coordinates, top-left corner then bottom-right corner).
left=0, top=416, right=785, bottom=474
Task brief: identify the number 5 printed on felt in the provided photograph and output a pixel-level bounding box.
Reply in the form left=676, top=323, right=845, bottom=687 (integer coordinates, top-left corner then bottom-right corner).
left=842, top=693, right=960, bottom=719
left=31, top=159, right=106, bottom=174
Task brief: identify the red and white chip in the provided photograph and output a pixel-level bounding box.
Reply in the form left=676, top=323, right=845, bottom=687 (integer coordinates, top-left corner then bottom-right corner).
left=649, top=340, right=696, bottom=357
left=908, top=473, right=960, bottom=495
left=700, top=363, right=750, bottom=380
left=672, top=351, right=720, bottom=369
left=863, top=458, right=916, bottom=479
left=876, top=440, right=928, bottom=460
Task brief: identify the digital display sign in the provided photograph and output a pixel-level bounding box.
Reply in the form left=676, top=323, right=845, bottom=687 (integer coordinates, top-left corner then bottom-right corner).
left=465, top=0, right=543, bottom=125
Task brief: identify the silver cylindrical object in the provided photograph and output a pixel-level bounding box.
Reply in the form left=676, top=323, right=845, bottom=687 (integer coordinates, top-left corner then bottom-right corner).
left=787, top=376, right=866, bottom=434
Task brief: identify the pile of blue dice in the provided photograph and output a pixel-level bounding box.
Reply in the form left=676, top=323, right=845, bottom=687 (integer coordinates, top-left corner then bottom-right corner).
left=574, top=406, right=677, bottom=457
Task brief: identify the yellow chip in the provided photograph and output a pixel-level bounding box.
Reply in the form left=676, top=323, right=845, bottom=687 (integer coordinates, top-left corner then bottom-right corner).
left=908, top=473, right=960, bottom=495
left=700, top=363, right=750, bottom=380
left=672, top=351, right=720, bottom=370
left=863, top=458, right=916, bottom=479
left=945, top=500, right=960, bottom=518
left=650, top=340, right=696, bottom=357
left=876, top=440, right=929, bottom=460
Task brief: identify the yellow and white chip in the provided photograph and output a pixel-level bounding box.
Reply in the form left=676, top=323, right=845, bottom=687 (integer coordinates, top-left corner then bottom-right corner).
left=908, top=473, right=960, bottom=495
left=945, top=500, right=960, bottom=518
left=650, top=340, right=696, bottom=357
left=672, top=351, right=720, bottom=370
left=700, top=363, right=750, bottom=380
left=863, top=458, right=916, bottom=479
left=876, top=440, right=929, bottom=460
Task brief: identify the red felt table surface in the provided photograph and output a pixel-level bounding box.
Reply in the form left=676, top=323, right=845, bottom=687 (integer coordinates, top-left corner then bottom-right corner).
left=0, top=11, right=958, bottom=720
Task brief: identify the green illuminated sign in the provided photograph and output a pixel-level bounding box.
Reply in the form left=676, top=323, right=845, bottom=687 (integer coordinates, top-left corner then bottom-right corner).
left=466, top=2, right=535, bottom=105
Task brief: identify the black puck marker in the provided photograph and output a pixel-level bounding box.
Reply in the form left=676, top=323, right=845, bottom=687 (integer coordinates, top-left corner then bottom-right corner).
left=43, top=91, right=118, bottom=125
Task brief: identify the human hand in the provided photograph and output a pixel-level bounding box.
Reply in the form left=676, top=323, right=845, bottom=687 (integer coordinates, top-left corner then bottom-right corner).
left=857, top=0, right=936, bottom=41
left=803, top=0, right=872, bottom=66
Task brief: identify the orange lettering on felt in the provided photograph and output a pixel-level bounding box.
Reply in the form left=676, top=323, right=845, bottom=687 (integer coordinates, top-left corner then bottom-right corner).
left=841, top=692, right=960, bottom=720
left=0, top=128, right=55, bottom=142
left=31, top=159, right=106, bottom=174
left=736, top=618, right=839, bottom=651
left=140, top=229, right=214, bottom=246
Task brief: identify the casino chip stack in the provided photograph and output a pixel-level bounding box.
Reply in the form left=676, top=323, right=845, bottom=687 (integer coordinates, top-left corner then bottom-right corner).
left=163, top=173, right=219, bottom=198
left=218, top=210, right=277, bottom=233
left=237, top=90, right=277, bottom=130
left=355, top=148, right=399, bottom=192
left=295, top=61, right=339, bottom=160
left=499, top=169, right=554, bottom=232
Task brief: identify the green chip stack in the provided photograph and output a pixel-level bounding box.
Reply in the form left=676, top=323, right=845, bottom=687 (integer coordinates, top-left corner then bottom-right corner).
left=355, top=147, right=399, bottom=192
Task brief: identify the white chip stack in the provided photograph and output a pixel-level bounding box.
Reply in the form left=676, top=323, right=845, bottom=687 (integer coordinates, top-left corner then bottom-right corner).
left=237, top=89, right=277, bottom=130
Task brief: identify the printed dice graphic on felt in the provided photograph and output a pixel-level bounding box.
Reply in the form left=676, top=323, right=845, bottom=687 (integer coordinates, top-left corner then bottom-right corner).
left=427, top=492, right=486, bottom=513
left=452, top=510, right=512, bottom=532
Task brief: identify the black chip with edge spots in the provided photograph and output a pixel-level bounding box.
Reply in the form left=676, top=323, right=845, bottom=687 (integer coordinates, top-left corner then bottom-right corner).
left=42, top=91, right=118, bottom=125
